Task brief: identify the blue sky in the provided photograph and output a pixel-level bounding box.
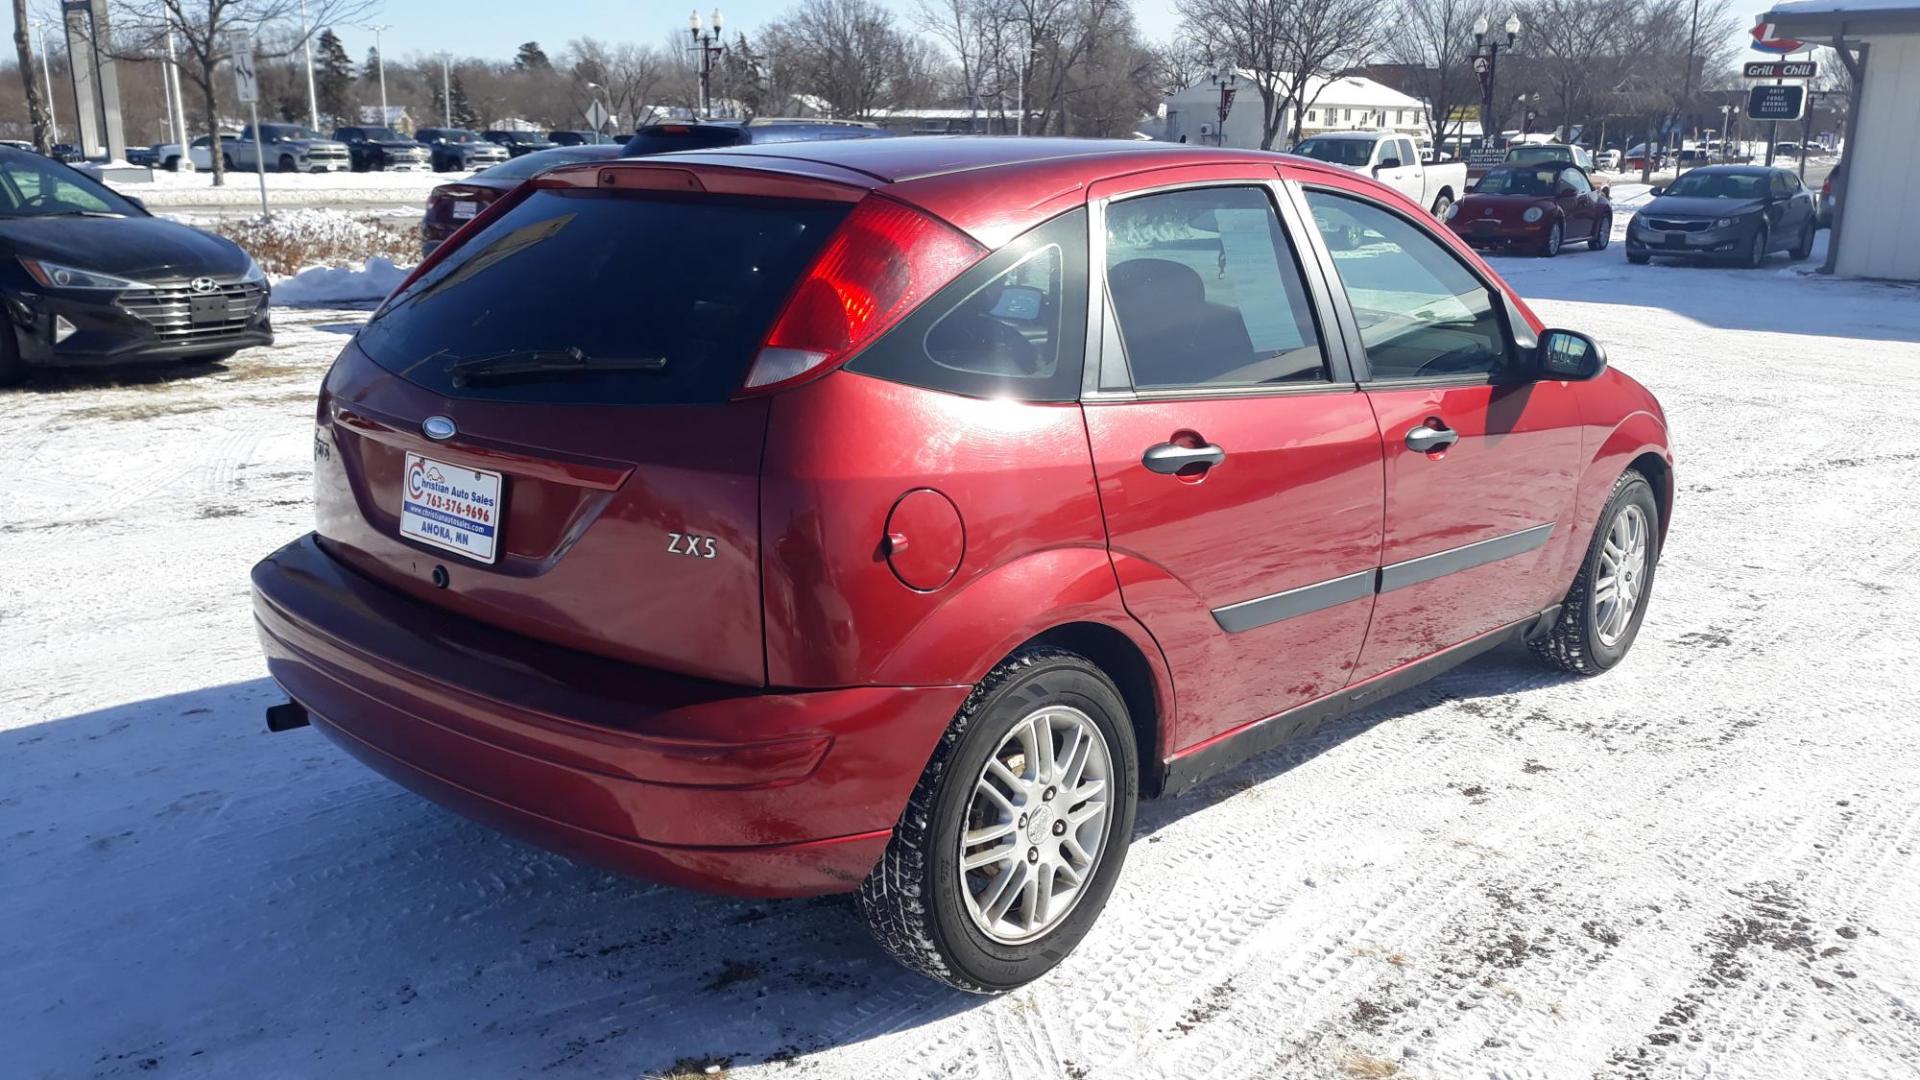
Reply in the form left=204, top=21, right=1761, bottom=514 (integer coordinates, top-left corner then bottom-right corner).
left=340, top=0, right=1183, bottom=62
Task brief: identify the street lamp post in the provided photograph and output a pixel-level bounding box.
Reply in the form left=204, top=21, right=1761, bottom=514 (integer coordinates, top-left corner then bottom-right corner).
left=361, top=24, right=391, bottom=126
left=1472, top=14, right=1522, bottom=151
left=688, top=9, right=725, bottom=120
left=299, top=0, right=318, bottom=129
left=1208, top=66, right=1238, bottom=148
left=31, top=21, right=57, bottom=147
left=440, top=53, right=452, bottom=126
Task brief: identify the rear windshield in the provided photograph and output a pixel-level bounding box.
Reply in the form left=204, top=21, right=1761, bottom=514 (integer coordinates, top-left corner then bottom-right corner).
left=1291, top=138, right=1375, bottom=167
left=358, top=188, right=850, bottom=404
left=1505, top=146, right=1572, bottom=165
left=472, top=146, right=618, bottom=181
left=1474, top=167, right=1556, bottom=196
left=624, top=126, right=748, bottom=155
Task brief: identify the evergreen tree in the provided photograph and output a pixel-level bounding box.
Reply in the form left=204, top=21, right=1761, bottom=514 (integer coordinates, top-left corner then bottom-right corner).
left=433, top=73, right=481, bottom=129
left=315, top=30, right=356, bottom=127
left=513, top=42, right=551, bottom=72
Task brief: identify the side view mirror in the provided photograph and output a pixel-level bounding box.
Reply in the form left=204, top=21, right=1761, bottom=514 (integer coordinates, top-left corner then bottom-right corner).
left=123, top=195, right=146, bottom=212
left=1649, top=186, right=1664, bottom=197
left=1373, top=157, right=1402, bottom=173
left=1536, top=329, right=1608, bottom=381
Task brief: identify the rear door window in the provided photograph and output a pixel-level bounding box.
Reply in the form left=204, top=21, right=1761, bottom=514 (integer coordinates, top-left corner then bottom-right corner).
left=1103, top=185, right=1328, bottom=390
left=357, top=188, right=850, bottom=404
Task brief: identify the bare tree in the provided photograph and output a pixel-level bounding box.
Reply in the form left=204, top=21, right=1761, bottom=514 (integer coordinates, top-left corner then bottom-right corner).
left=115, top=0, right=373, bottom=185
left=761, top=0, right=911, bottom=119
left=11, top=0, right=50, bottom=151
left=1181, top=0, right=1386, bottom=149
left=1389, top=0, right=1492, bottom=152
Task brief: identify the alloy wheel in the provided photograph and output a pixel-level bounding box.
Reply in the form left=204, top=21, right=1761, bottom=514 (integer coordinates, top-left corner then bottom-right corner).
left=960, top=705, right=1114, bottom=944
left=1546, top=222, right=1562, bottom=256
left=1595, top=504, right=1650, bottom=647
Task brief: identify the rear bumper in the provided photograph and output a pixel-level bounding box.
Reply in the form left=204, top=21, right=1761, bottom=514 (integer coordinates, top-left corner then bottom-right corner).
left=251, top=534, right=967, bottom=897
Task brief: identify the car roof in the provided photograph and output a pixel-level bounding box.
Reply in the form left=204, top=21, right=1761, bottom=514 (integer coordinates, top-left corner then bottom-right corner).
left=1684, top=165, right=1773, bottom=175
left=618, top=136, right=1358, bottom=245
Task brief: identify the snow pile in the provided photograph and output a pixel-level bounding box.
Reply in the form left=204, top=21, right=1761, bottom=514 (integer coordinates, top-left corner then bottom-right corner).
left=271, top=256, right=411, bottom=305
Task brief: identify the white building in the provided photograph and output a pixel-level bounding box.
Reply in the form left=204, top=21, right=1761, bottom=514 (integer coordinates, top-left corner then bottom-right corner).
left=1764, top=1, right=1920, bottom=280
left=1162, top=73, right=1428, bottom=152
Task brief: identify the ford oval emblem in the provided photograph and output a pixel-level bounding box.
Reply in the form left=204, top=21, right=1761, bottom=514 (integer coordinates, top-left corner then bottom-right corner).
left=422, top=415, right=456, bottom=441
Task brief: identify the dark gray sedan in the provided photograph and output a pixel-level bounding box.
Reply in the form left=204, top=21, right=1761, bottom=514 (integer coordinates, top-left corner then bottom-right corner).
left=1625, top=165, right=1819, bottom=267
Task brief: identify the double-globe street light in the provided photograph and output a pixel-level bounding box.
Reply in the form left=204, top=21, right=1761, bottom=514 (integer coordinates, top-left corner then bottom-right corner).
left=1207, top=65, right=1238, bottom=147
left=1471, top=14, right=1523, bottom=150
left=688, top=9, right=725, bottom=119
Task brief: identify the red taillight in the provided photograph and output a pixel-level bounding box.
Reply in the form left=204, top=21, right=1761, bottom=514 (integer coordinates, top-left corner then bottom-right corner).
left=741, top=196, right=985, bottom=395
left=1822, top=177, right=1832, bottom=195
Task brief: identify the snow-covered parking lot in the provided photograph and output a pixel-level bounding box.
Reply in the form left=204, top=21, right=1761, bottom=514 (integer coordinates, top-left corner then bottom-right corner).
left=4, top=243, right=1919, bottom=1079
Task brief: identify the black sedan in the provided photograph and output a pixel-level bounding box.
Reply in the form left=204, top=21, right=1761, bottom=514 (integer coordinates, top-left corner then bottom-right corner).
left=0, top=147, right=271, bottom=385
left=1625, top=165, right=1819, bottom=267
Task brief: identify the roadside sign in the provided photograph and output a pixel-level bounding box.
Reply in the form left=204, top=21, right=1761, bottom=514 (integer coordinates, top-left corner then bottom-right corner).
left=1747, top=84, right=1806, bottom=122
left=1465, top=146, right=1505, bottom=170
left=1745, top=61, right=1817, bottom=79
left=1749, top=22, right=1803, bottom=54
left=584, top=99, right=610, bottom=131
left=232, top=46, right=258, bottom=105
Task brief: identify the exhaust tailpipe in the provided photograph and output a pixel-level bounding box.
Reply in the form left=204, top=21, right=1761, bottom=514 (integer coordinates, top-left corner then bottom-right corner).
left=266, top=701, right=310, bottom=733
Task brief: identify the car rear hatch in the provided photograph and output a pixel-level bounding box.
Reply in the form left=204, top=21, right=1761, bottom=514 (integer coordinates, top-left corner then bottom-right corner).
left=316, top=162, right=883, bottom=685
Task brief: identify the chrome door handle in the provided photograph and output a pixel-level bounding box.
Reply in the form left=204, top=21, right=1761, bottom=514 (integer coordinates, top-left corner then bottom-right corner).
left=1405, top=423, right=1459, bottom=454
left=1143, top=442, right=1226, bottom=474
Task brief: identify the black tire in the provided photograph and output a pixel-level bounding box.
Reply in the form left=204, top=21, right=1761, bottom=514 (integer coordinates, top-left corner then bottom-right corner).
left=1743, top=224, right=1770, bottom=268
left=1589, top=214, right=1611, bottom=251
left=1627, top=252, right=1650, bottom=265
left=858, top=647, right=1139, bottom=993
left=1533, top=469, right=1660, bottom=676
left=1540, top=220, right=1563, bottom=257
left=1431, top=193, right=1453, bottom=220
left=0, top=325, right=26, bottom=387
left=165, top=156, right=180, bottom=172
left=1789, top=218, right=1815, bottom=261
left=279, top=154, right=297, bottom=173
left=221, top=153, right=235, bottom=171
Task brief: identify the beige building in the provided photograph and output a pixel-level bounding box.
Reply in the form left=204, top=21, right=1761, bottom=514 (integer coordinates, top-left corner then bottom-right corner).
left=1765, top=1, right=1920, bottom=280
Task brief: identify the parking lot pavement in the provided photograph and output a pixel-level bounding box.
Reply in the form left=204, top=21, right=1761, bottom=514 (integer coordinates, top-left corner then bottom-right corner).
left=4, top=257, right=1918, bottom=1079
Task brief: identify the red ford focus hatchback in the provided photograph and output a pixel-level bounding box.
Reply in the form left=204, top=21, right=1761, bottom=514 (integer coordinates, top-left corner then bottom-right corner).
left=253, top=138, right=1672, bottom=992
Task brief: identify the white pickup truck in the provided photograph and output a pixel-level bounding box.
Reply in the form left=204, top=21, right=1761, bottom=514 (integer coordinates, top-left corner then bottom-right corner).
left=1288, top=130, right=1469, bottom=218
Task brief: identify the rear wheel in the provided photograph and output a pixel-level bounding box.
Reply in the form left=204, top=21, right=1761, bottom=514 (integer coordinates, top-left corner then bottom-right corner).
left=221, top=153, right=235, bottom=171
left=165, top=155, right=180, bottom=172
left=1533, top=470, right=1659, bottom=675
left=858, top=647, right=1138, bottom=993
left=1431, top=193, right=1453, bottom=220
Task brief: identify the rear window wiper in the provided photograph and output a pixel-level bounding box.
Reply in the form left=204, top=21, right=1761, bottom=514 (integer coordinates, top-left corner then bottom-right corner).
left=446, top=346, right=668, bottom=387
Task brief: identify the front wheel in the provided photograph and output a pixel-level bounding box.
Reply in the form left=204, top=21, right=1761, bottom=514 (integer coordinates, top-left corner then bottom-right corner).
left=1590, top=214, right=1611, bottom=250
left=1744, top=225, right=1770, bottom=268
left=1533, top=470, right=1659, bottom=675
left=165, top=156, right=180, bottom=172
left=1540, top=220, right=1563, bottom=257
left=858, top=647, right=1139, bottom=993
left=279, top=155, right=297, bottom=173
left=1789, top=219, right=1815, bottom=261
left=1627, top=252, right=1651, bottom=265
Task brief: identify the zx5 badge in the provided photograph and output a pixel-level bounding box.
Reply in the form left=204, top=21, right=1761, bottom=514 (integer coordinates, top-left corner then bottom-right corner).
left=667, top=532, right=718, bottom=559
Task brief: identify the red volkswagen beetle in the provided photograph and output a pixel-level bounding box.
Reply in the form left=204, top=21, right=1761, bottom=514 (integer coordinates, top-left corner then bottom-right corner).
left=253, top=138, right=1672, bottom=992
left=1447, top=162, right=1613, bottom=256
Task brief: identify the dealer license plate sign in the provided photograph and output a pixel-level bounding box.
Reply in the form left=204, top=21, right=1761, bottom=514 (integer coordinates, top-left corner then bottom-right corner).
left=400, top=453, right=502, bottom=563
left=452, top=200, right=478, bottom=219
